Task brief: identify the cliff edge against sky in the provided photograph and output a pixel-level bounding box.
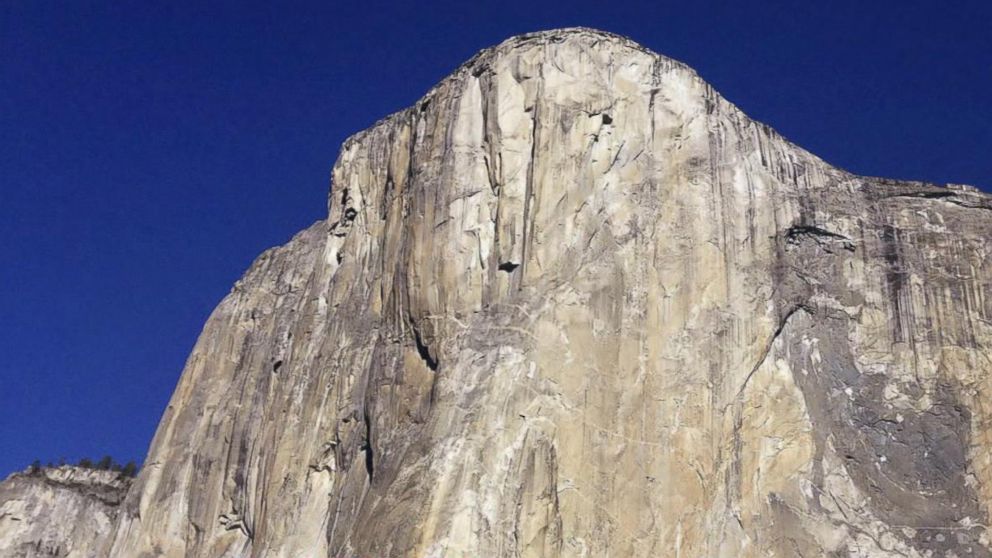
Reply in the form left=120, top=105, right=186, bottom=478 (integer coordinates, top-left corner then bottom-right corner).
left=3, top=28, right=992, bottom=557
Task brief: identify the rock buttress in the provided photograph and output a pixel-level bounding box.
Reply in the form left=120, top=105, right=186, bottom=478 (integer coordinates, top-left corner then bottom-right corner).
left=105, top=28, right=992, bottom=557
left=0, top=467, right=131, bottom=557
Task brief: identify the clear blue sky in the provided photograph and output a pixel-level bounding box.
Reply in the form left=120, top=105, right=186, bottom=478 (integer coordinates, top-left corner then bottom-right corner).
left=1, top=1, right=988, bottom=477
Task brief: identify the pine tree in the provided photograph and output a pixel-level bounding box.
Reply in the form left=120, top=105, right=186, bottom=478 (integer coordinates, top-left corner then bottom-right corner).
left=96, top=455, right=113, bottom=470
left=121, top=461, right=138, bottom=478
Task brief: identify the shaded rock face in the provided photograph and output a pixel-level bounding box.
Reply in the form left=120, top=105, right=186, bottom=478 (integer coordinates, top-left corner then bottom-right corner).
left=0, top=467, right=131, bottom=557
left=16, top=28, right=984, bottom=557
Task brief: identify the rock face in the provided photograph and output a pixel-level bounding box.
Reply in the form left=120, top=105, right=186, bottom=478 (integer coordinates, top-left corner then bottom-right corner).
left=0, top=467, right=131, bottom=557
left=8, top=27, right=991, bottom=557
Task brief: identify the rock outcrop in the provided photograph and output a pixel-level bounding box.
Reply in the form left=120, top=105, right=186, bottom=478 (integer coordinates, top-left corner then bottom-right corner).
left=6, top=27, right=992, bottom=557
left=0, top=467, right=131, bottom=557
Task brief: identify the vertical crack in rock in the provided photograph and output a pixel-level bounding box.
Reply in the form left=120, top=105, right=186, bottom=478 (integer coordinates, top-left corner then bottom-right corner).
left=410, top=323, right=439, bottom=372
left=362, top=406, right=375, bottom=483
left=881, top=224, right=907, bottom=343
left=519, top=97, right=541, bottom=285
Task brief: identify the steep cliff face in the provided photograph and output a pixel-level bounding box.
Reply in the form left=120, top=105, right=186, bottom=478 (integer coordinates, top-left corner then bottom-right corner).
left=43, top=27, right=991, bottom=557
left=0, top=467, right=131, bottom=557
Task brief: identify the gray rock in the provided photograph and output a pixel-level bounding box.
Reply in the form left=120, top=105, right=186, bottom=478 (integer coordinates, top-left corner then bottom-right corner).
left=0, top=467, right=131, bottom=557
left=8, top=28, right=992, bottom=557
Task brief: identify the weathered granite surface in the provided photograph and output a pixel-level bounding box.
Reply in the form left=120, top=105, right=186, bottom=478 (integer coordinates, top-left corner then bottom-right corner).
left=0, top=467, right=131, bottom=557
left=8, top=27, right=992, bottom=557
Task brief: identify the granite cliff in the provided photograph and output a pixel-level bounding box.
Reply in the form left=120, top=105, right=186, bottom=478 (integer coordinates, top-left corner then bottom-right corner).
left=5, top=28, right=992, bottom=557
left=0, top=467, right=131, bottom=557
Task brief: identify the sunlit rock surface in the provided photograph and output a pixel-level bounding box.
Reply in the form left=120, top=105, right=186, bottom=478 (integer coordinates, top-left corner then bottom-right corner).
left=0, top=467, right=130, bottom=557
left=10, top=28, right=992, bottom=557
